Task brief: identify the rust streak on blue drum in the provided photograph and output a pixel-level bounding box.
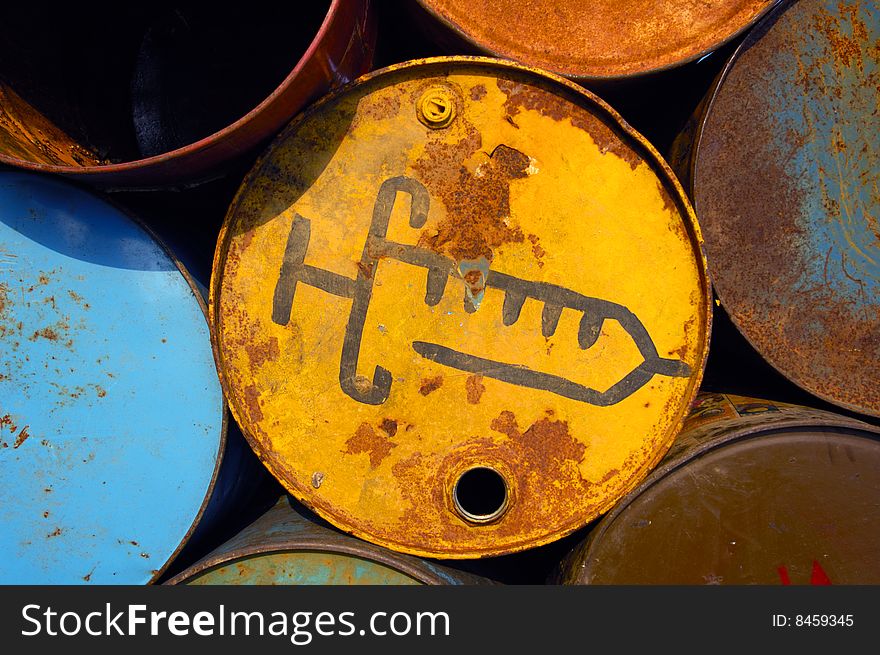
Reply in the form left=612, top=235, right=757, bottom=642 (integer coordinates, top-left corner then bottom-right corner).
left=693, top=0, right=880, bottom=416
left=166, top=497, right=488, bottom=585
left=0, top=172, right=225, bottom=583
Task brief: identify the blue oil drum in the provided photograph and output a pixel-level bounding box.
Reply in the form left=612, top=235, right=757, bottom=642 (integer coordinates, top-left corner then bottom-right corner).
left=692, top=0, right=880, bottom=417
left=0, top=171, right=225, bottom=583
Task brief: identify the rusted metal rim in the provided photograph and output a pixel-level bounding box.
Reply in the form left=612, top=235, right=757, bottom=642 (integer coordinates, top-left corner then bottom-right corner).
left=97, top=186, right=230, bottom=585
left=413, top=0, right=782, bottom=82
left=0, top=0, right=351, bottom=184
left=691, top=0, right=879, bottom=418
left=688, top=0, right=792, bottom=196
left=167, top=538, right=455, bottom=586
left=165, top=496, right=490, bottom=584
left=144, top=414, right=229, bottom=585
left=572, top=409, right=880, bottom=582
left=210, top=56, right=712, bottom=559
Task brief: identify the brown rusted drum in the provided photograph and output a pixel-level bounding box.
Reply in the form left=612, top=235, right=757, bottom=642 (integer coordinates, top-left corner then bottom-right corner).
left=559, top=394, right=880, bottom=585
left=0, top=3, right=375, bottom=187
left=166, top=497, right=488, bottom=585
left=411, top=0, right=777, bottom=81
left=210, top=57, right=710, bottom=558
left=691, top=0, right=880, bottom=417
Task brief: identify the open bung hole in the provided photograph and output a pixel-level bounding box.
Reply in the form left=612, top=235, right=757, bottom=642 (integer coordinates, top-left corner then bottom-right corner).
left=453, top=467, right=509, bottom=523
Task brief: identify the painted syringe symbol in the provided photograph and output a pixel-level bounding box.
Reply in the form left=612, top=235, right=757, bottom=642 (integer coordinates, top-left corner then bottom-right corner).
left=272, top=176, right=691, bottom=406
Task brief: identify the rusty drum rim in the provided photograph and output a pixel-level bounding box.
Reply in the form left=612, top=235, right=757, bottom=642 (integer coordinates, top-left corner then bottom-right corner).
left=571, top=403, right=880, bottom=583
left=692, top=0, right=879, bottom=418
left=166, top=496, right=488, bottom=584
left=689, top=0, right=792, bottom=205
left=413, top=0, right=782, bottom=81
left=166, top=535, right=454, bottom=585
left=209, top=56, right=713, bottom=558
left=0, top=0, right=347, bottom=180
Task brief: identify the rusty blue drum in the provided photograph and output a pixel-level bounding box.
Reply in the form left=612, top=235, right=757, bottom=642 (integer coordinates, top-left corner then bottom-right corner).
left=0, top=172, right=225, bottom=583
left=692, top=0, right=880, bottom=416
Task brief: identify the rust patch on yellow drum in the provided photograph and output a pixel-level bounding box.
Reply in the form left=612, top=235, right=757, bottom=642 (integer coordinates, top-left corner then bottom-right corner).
left=211, top=58, right=710, bottom=558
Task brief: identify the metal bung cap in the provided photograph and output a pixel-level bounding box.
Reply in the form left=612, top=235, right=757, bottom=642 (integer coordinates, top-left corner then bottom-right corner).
left=693, top=0, right=880, bottom=416
left=211, top=57, right=710, bottom=558
left=0, top=172, right=225, bottom=583
left=414, top=0, right=777, bottom=80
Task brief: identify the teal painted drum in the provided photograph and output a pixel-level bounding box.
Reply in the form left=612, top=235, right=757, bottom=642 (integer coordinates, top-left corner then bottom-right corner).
left=167, top=497, right=488, bottom=585
left=0, top=172, right=225, bottom=583
left=693, top=0, right=880, bottom=416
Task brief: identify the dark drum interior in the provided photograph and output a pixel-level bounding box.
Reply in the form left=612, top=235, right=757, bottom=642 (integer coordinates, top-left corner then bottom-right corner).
left=0, top=4, right=331, bottom=166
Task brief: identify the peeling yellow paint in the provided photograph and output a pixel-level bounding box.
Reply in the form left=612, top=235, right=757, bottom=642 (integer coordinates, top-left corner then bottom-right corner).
left=211, top=58, right=710, bottom=558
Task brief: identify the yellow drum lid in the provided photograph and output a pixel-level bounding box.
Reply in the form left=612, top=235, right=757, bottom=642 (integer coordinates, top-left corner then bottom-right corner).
left=211, top=58, right=710, bottom=558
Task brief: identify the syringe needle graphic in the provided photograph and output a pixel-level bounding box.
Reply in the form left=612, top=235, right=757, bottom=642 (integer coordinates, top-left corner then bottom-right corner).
left=273, top=176, right=691, bottom=406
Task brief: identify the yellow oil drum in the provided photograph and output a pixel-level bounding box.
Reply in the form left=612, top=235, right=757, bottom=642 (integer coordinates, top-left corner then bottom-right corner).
left=211, top=57, right=711, bottom=558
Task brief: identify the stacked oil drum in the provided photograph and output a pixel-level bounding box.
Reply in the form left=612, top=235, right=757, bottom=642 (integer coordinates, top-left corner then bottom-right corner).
left=1, top=0, right=877, bottom=586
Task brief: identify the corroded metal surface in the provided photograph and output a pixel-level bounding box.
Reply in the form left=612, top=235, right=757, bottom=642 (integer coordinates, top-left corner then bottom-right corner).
left=0, top=1, right=375, bottom=187
left=560, top=393, right=880, bottom=584
left=0, top=172, right=225, bottom=583
left=414, top=0, right=777, bottom=80
left=693, top=0, right=880, bottom=416
left=167, top=497, right=486, bottom=585
left=0, top=84, right=107, bottom=167
left=211, top=57, right=710, bottom=558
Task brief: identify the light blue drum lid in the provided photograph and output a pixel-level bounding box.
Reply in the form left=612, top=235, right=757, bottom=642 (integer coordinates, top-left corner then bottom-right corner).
left=0, top=172, right=224, bottom=584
